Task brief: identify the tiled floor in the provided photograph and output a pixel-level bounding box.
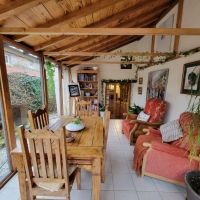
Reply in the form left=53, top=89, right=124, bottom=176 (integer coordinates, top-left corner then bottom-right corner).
left=0, top=120, right=187, bottom=200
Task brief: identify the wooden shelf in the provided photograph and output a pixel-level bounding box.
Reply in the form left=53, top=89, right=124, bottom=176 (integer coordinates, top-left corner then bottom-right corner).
left=77, top=69, right=99, bottom=107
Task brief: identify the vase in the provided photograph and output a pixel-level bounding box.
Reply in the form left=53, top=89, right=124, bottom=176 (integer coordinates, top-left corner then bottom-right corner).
left=185, top=171, right=200, bottom=200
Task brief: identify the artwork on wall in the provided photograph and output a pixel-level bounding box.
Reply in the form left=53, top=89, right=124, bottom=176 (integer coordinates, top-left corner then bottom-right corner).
left=181, top=61, right=200, bottom=95
left=68, top=83, right=80, bottom=97
left=121, top=56, right=132, bottom=69
left=147, top=69, right=169, bottom=100
left=157, top=14, right=174, bottom=52
left=138, top=77, right=143, bottom=84
left=138, top=87, right=143, bottom=95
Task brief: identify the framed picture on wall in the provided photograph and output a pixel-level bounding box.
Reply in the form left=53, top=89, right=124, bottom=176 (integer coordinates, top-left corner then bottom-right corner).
left=138, top=77, right=143, bottom=84
left=138, top=87, right=143, bottom=95
left=181, top=61, right=200, bottom=95
left=146, top=69, right=169, bottom=100
left=68, top=83, right=81, bottom=97
left=121, top=56, right=132, bottom=69
left=156, top=14, right=174, bottom=52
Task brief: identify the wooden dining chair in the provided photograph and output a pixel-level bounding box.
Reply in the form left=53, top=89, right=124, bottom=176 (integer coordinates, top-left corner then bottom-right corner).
left=101, top=110, right=111, bottom=183
left=18, top=125, right=79, bottom=200
left=28, top=107, right=49, bottom=130
left=75, top=100, right=92, bottom=117
left=104, top=110, right=111, bottom=149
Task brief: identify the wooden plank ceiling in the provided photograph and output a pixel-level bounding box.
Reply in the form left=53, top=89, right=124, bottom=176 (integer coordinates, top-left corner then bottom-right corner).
left=0, top=0, right=178, bottom=67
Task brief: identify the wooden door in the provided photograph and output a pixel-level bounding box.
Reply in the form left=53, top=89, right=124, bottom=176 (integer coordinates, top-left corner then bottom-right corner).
left=105, top=83, right=131, bottom=119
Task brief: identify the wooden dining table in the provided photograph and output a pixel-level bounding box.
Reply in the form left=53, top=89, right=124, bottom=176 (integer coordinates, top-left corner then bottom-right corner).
left=11, top=115, right=104, bottom=200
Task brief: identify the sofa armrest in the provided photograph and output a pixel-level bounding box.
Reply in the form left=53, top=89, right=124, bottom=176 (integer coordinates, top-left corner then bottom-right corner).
left=148, top=127, right=161, bottom=136
left=151, top=141, right=188, bottom=158
left=123, top=113, right=138, bottom=120
left=131, top=120, right=162, bottom=127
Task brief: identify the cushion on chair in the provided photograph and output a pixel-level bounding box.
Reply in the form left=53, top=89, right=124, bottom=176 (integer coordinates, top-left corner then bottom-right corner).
left=137, top=111, right=150, bottom=122
left=144, top=98, right=168, bottom=123
left=160, top=119, right=183, bottom=142
left=36, top=182, right=64, bottom=192
left=35, top=165, right=77, bottom=192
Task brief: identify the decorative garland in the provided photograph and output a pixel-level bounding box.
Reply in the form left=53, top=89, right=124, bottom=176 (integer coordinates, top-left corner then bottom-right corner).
left=101, top=79, right=136, bottom=83
left=140, top=47, right=200, bottom=69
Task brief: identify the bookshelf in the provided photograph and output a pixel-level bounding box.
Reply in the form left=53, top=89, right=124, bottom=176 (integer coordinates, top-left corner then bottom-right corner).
left=77, top=69, right=99, bottom=111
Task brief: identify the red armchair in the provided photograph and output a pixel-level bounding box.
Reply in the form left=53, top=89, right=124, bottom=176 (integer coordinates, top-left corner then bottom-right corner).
left=134, top=112, right=199, bottom=185
left=122, top=98, right=168, bottom=145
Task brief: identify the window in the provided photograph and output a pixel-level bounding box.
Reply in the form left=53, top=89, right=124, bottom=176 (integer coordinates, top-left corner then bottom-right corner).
left=45, top=61, right=59, bottom=121
left=5, top=55, right=9, bottom=64
left=4, top=42, right=43, bottom=144
left=0, top=97, right=11, bottom=183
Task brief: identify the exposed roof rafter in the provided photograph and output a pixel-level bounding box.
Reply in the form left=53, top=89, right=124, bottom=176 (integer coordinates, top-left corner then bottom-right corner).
left=1, top=27, right=200, bottom=36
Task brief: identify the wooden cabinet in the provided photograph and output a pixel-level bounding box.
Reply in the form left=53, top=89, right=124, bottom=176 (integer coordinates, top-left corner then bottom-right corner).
left=77, top=69, right=99, bottom=111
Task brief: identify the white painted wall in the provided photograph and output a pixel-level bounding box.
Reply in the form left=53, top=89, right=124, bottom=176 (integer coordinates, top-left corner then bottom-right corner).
left=131, top=51, right=200, bottom=122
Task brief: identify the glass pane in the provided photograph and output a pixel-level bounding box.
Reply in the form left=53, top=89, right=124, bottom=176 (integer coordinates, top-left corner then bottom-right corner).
left=0, top=96, right=11, bottom=182
left=45, top=61, right=59, bottom=121
left=4, top=42, right=43, bottom=147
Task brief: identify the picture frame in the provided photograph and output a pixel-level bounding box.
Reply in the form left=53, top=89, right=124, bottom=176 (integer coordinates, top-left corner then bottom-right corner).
left=146, top=68, right=169, bottom=100
left=138, top=87, right=143, bottom=95
left=138, top=77, right=143, bottom=84
left=68, top=83, right=81, bottom=97
left=121, top=56, right=132, bottom=69
left=181, top=61, right=200, bottom=95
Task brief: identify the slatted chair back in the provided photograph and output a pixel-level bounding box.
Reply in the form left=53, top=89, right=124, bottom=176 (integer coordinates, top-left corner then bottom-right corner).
left=104, top=110, right=111, bottom=149
left=28, top=107, right=49, bottom=130
left=18, top=126, right=76, bottom=199
left=75, top=100, right=92, bottom=117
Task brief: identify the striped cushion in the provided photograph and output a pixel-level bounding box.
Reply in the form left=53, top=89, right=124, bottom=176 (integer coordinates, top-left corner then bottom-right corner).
left=160, top=119, right=183, bottom=142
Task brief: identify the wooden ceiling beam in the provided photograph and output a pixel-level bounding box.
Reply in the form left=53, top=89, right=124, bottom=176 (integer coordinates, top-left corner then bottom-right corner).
left=33, top=0, right=169, bottom=51
left=55, top=21, right=156, bottom=61
left=44, top=50, right=167, bottom=57
left=44, top=14, right=166, bottom=54
left=66, top=37, right=142, bottom=67
left=0, top=0, right=48, bottom=21
left=2, top=27, right=200, bottom=36
left=55, top=36, right=124, bottom=61
left=14, top=0, right=124, bottom=42
left=61, top=36, right=139, bottom=63
left=62, top=60, right=149, bottom=65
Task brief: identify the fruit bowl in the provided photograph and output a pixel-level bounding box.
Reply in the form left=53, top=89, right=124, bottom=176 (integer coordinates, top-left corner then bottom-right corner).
left=65, top=117, right=85, bottom=132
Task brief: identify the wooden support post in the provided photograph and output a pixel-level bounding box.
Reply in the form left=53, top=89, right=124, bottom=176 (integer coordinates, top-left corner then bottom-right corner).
left=58, top=63, right=64, bottom=116
left=0, top=35, right=16, bottom=169
left=68, top=68, right=73, bottom=116
left=41, top=56, right=48, bottom=110
left=150, top=35, right=155, bottom=62
left=173, top=0, right=184, bottom=53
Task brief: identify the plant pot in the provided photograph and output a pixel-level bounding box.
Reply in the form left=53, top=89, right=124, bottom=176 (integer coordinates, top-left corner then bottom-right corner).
left=185, top=171, right=200, bottom=200
left=100, top=111, right=105, bottom=118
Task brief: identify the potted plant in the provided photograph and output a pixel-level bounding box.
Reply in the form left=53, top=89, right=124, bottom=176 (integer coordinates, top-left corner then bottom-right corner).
left=128, top=104, right=143, bottom=115
left=99, top=103, right=105, bottom=118
left=185, top=95, right=200, bottom=200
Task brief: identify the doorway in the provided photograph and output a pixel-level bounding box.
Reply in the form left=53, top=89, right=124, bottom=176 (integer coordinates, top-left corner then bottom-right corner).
left=105, top=83, right=131, bottom=119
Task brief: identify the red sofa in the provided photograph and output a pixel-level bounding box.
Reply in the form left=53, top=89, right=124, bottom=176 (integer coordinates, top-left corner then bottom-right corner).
left=122, top=98, right=168, bottom=144
left=134, top=112, right=199, bottom=185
